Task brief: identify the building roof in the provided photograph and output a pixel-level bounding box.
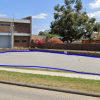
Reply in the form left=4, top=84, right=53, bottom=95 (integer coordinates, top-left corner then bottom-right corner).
left=0, top=18, right=31, bottom=23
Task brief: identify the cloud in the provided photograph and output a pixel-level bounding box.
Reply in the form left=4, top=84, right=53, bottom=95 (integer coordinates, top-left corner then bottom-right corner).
left=38, top=29, right=45, bottom=32
left=33, top=25, right=38, bottom=29
left=88, top=11, right=100, bottom=18
left=32, top=13, right=48, bottom=19
left=89, top=0, right=100, bottom=9
left=0, top=14, right=7, bottom=17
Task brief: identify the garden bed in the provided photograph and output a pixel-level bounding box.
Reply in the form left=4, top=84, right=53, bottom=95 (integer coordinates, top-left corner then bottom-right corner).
left=0, top=47, right=100, bottom=57
left=0, top=48, right=29, bottom=52
left=30, top=48, right=100, bottom=57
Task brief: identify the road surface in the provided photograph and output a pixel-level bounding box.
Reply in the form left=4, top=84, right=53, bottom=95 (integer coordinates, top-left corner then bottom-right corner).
left=0, top=83, right=99, bottom=100
left=0, top=52, right=100, bottom=73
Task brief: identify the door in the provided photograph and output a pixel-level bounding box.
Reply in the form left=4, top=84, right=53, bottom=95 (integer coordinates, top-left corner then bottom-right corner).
left=0, top=36, right=11, bottom=48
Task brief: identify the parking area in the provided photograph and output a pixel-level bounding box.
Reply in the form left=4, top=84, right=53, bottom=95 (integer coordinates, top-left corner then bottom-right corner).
left=0, top=52, right=100, bottom=73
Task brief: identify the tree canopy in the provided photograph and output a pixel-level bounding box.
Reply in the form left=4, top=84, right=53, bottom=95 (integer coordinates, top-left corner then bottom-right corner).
left=50, top=0, right=100, bottom=43
left=38, top=30, right=60, bottom=38
left=38, top=31, right=45, bottom=36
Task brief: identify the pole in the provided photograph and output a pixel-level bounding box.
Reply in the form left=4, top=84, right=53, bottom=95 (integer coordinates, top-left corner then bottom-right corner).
left=11, top=14, right=14, bottom=48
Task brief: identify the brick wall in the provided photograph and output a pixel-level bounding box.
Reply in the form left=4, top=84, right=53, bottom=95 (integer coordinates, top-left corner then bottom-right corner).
left=0, top=22, right=30, bottom=34
left=14, top=36, right=30, bottom=47
left=31, top=35, right=46, bottom=41
left=0, top=26, right=10, bottom=33
left=14, top=23, right=30, bottom=33
left=0, top=22, right=10, bottom=33
left=23, top=16, right=32, bottom=47
left=31, top=43, right=100, bottom=51
left=14, top=16, right=32, bottom=47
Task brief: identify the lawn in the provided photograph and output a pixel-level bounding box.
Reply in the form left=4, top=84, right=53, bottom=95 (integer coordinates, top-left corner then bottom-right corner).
left=0, top=70, right=100, bottom=93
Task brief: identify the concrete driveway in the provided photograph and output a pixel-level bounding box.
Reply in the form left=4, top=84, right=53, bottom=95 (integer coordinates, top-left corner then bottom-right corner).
left=0, top=52, right=100, bottom=73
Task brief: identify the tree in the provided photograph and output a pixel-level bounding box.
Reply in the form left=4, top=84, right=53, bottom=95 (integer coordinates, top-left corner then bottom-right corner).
left=38, top=30, right=51, bottom=36
left=50, top=0, right=100, bottom=43
left=97, top=32, right=100, bottom=40
left=38, top=31, right=45, bottom=36
left=38, top=30, right=60, bottom=38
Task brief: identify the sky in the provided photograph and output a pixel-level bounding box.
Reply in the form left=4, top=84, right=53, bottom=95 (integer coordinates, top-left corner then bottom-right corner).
left=0, top=0, right=100, bottom=35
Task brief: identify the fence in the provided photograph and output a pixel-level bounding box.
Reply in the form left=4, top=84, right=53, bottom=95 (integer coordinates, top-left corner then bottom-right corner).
left=31, top=43, right=100, bottom=51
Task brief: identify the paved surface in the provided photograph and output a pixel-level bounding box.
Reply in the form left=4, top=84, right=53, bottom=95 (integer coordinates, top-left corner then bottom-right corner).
left=0, top=67, right=100, bottom=80
left=0, top=52, right=100, bottom=73
left=0, top=83, right=99, bottom=100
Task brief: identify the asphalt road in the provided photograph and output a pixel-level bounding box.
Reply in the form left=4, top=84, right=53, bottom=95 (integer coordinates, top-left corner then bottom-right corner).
left=0, top=52, right=100, bottom=73
left=0, top=83, right=99, bottom=100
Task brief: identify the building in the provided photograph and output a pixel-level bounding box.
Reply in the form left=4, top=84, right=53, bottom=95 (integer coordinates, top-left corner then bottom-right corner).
left=0, top=16, right=32, bottom=48
left=31, top=35, right=46, bottom=41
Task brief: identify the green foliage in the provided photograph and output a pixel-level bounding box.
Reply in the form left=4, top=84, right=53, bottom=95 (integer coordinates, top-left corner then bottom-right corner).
left=38, top=31, right=45, bottom=36
left=50, top=0, right=100, bottom=43
left=97, top=32, right=100, bottom=40
left=45, top=33, right=60, bottom=38
left=45, top=33, right=52, bottom=38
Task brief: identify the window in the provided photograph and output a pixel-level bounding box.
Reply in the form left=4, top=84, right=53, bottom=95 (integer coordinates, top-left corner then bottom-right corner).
left=0, top=24, right=10, bottom=26
left=25, top=25, right=28, bottom=28
left=20, top=25, right=22, bottom=27
left=15, top=40, right=20, bottom=42
left=22, top=40, right=27, bottom=42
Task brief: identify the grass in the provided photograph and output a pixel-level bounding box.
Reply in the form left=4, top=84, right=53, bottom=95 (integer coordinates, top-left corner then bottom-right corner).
left=0, top=70, right=100, bottom=93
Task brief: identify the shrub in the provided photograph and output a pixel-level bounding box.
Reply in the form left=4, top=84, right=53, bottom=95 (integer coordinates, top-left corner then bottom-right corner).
left=47, top=38, right=63, bottom=44
left=35, top=39, right=46, bottom=47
